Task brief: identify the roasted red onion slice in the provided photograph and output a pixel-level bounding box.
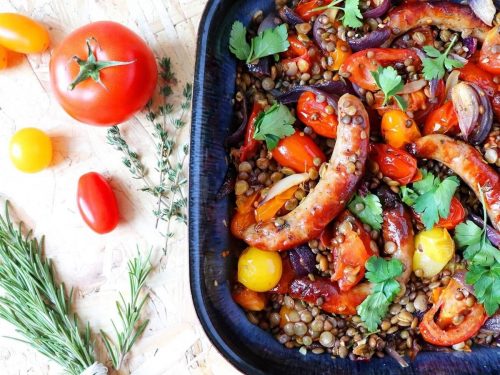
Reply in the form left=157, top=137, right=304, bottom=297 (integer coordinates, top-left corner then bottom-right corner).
left=313, top=11, right=333, bottom=52
left=469, top=83, right=493, bottom=145
left=451, top=82, right=480, bottom=141
left=347, top=28, right=392, bottom=52
left=452, top=270, right=476, bottom=295
left=277, top=85, right=340, bottom=111
left=289, top=245, right=316, bottom=277
left=257, top=12, right=279, bottom=34
left=483, top=313, right=500, bottom=333
left=363, top=0, right=392, bottom=18
left=278, top=6, right=305, bottom=26
left=469, top=213, right=500, bottom=247
left=463, top=36, right=478, bottom=58
left=246, top=58, right=270, bottom=77
left=469, top=0, right=496, bottom=26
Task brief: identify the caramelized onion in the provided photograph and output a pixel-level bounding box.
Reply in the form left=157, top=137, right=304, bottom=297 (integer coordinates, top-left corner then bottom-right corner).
left=398, top=79, right=427, bottom=95
left=260, top=173, right=309, bottom=205
left=451, top=82, right=480, bottom=140
left=469, top=0, right=496, bottom=26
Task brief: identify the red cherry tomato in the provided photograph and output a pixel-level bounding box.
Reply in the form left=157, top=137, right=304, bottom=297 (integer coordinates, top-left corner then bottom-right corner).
left=50, top=21, right=157, bottom=126
left=458, top=62, right=497, bottom=97
left=240, top=102, right=264, bottom=161
left=479, top=25, right=500, bottom=75
left=77, top=172, right=119, bottom=234
left=370, top=143, right=419, bottom=186
left=294, top=0, right=334, bottom=21
left=281, top=35, right=319, bottom=75
left=435, top=197, right=466, bottom=229
left=297, top=91, right=338, bottom=138
left=423, top=101, right=459, bottom=135
left=271, top=132, right=326, bottom=172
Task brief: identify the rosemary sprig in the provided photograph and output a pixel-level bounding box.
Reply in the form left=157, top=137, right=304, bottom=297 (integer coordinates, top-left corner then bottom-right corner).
left=107, top=57, right=192, bottom=254
left=101, top=253, right=152, bottom=370
left=0, top=203, right=96, bottom=375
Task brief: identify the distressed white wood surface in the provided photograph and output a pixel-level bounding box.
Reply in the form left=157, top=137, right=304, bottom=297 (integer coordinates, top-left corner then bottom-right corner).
left=0, top=1, right=240, bottom=374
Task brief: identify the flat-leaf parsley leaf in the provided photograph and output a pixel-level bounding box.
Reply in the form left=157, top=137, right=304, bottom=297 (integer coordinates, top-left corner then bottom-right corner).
left=348, top=193, right=383, bottom=230
left=313, top=0, right=363, bottom=28
left=422, top=35, right=464, bottom=80
left=371, top=66, right=408, bottom=111
left=253, top=103, right=296, bottom=150
left=229, top=21, right=251, bottom=61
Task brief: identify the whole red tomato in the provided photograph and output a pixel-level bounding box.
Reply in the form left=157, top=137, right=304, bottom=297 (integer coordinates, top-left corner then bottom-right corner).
left=77, top=172, right=119, bottom=234
left=50, top=21, right=157, bottom=126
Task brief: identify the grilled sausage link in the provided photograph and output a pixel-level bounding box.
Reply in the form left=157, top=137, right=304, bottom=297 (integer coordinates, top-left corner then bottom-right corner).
left=409, top=134, right=500, bottom=231
left=243, top=94, right=370, bottom=251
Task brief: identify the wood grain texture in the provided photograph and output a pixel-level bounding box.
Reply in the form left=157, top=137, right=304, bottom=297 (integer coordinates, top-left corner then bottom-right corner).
left=0, top=1, right=239, bottom=374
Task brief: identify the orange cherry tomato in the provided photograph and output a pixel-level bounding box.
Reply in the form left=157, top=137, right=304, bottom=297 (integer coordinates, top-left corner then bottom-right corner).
left=423, top=101, right=459, bottom=135
left=255, top=186, right=298, bottom=222
left=435, top=197, right=466, bottom=230
left=0, top=45, right=7, bottom=69
left=294, top=0, right=334, bottom=21
left=340, top=48, right=422, bottom=91
left=240, top=102, right=264, bottom=161
left=381, top=109, right=421, bottom=149
left=271, top=132, right=326, bottom=172
left=329, top=39, right=352, bottom=71
left=0, top=13, right=49, bottom=53
left=297, top=91, right=338, bottom=138
left=479, top=25, right=500, bottom=75
left=370, top=143, right=419, bottom=185
left=232, top=285, right=268, bottom=311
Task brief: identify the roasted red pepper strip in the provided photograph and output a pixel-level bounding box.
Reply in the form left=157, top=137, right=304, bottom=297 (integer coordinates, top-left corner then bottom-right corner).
left=240, top=102, right=264, bottom=162
left=370, top=143, right=419, bottom=185
left=419, top=279, right=487, bottom=346
left=297, top=91, right=338, bottom=138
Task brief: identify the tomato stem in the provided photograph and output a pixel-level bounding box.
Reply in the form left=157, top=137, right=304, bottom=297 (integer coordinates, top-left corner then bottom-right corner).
left=68, top=38, right=136, bottom=90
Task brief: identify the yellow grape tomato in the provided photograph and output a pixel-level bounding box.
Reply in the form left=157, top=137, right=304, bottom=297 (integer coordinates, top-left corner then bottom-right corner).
left=238, top=246, right=282, bottom=292
left=9, top=128, right=52, bottom=173
left=0, top=13, right=50, bottom=54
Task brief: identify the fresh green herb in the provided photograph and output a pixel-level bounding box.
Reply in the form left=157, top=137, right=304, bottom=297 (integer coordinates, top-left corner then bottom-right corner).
left=0, top=203, right=98, bottom=375
left=107, top=57, right=191, bottom=254
left=400, top=169, right=460, bottom=230
left=454, top=187, right=500, bottom=316
left=371, top=66, right=408, bottom=111
left=101, top=253, right=152, bottom=370
left=229, top=22, right=289, bottom=64
left=253, top=103, right=296, bottom=150
left=348, top=193, right=383, bottom=230
left=422, top=35, right=464, bottom=80
left=314, top=0, right=363, bottom=28
left=357, top=256, right=404, bottom=331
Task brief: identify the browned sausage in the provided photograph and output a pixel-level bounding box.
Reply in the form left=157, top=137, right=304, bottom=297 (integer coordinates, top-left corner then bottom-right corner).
left=386, top=2, right=490, bottom=42
left=242, top=94, right=370, bottom=251
left=409, top=134, right=500, bottom=231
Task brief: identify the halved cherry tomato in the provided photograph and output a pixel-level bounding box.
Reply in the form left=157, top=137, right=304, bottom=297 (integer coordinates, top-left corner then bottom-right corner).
left=479, top=25, right=500, bottom=75
left=0, top=45, right=7, bottom=69
left=431, top=279, right=471, bottom=328
left=340, top=48, right=422, bottom=91
left=458, top=62, right=497, bottom=97
left=289, top=277, right=370, bottom=315
left=281, top=35, right=319, bottom=75
left=297, top=91, right=338, bottom=138
left=423, top=101, right=459, bottom=135
left=435, top=197, right=466, bottom=229
left=77, top=172, right=120, bottom=234
left=0, top=13, right=49, bottom=53
left=331, top=212, right=376, bottom=291
left=272, top=132, right=326, bottom=172
left=232, top=285, right=268, bottom=311
left=370, top=143, right=419, bottom=185
left=381, top=109, right=421, bottom=149
left=419, top=278, right=487, bottom=346
left=329, top=39, right=351, bottom=71
left=294, top=0, right=334, bottom=21
left=240, top=102, right=264, bottom=161
left=255, top=186, right=298, bottom=222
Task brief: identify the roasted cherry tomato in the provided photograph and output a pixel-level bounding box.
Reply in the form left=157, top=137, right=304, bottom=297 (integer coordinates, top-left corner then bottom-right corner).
left=272, top=132, right=326, bottom=172
left=420, top=278, right=487, bottom=346
left=423, top=101, right=459, bottom=135
left=9, top=128, right=52, bottom=173
left=240, top=102, right=264, bottom=161
left=340, top=48, right=422, bottom=91
left=0, top=13, right=49, bottom=53
left=331, top=212, right=376, bottom=291
left=232, top=284, right=268, bottom=311
left=370, top=143, right=419, bottom=185
left=271, top=255, right=295, bottom=294
left=238, top=246, right=283, bottom=292
left=77, top=172, right=120, bottom=234
left=281, top=35, right=319, bottom=75
left=297, top=91, right=338, bottom=138
left=50, top=21, right=157, bottom=126
left=458, top=62, right=497, bottom=97
left=329, top=39, right=351, bottom=71
left=0, top=45, right=7, bottom=69
left=294, top=0, right=334, bottom=21
left=231, top=193, right=259, bottom=239
left=435, top=197, right=466, bottom=229
left=381, top=109, right=421, bottom=149
left=479, top=25, right=500, bottom=75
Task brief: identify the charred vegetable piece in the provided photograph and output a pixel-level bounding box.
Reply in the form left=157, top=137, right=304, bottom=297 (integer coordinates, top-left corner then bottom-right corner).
left=370, top=143, right=420, bottom=186
left=297, top=91, right=338, bottom=138
left=271, top=132, right=326, bottom=173
left=423, top=101, right=459, bottom=136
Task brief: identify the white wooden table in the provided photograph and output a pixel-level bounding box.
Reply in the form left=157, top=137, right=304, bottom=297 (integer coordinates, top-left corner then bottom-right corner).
left=0, top=1, right=239, bottom=374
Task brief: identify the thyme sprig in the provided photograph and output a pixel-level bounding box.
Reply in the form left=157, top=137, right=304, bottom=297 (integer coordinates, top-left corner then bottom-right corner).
left=0, top=204, right=96, bottom=375
left=107, top=57, right=192, bottom=254
left=101, top=253, right=152, bottom=369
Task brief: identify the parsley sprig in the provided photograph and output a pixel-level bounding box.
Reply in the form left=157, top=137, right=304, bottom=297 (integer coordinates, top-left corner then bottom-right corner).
left=357, top=257, right=404, bottom=331
left=253, top=103, right=296, bottom=150
left=371, top=66, right=408, bottom=111
left=422, top=35, right=464, bottom=80
left=454, top=187, right=500, bottom=316
left=229, top=21, right=289, bottom=64
left=314, top=0, right=363, bottom=28
left=348, top=193, right=383, bottom=230
left=401, top=169, right=460, bottom=230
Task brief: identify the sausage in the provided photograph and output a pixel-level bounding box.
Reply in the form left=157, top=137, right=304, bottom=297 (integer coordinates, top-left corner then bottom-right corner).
left=242, top=94, right=370, bottom=251
left=377, top=186, right=415, bottom=285
left=386, top=2, right=490, bottom=42
left=409, top=134, right=500, bottom=231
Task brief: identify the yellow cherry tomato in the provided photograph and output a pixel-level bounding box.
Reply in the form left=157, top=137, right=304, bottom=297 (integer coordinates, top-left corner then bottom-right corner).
left=381, top=109, right=421, bottom=149
left=0, top=13, right=49, bottom=54
left=9, top=128, right=52, bottom=173
left=413, top=227, right=455, bottom=278
left=0, top=45, right=7, bottom=69
left=238, top=246, right=282, bottom=292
